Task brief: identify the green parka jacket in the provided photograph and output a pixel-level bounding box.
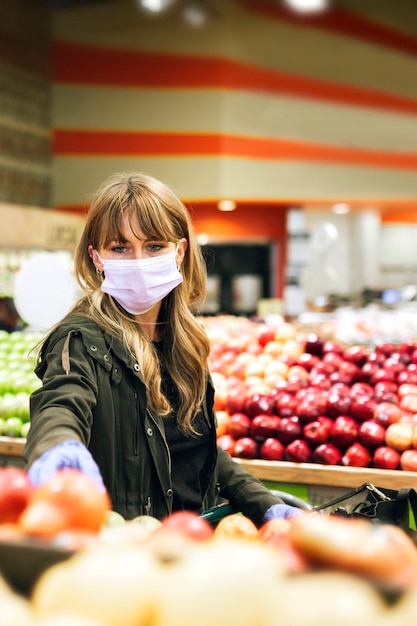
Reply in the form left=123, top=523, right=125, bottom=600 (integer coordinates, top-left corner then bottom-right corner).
left=24, top=317, right=281, bottom=524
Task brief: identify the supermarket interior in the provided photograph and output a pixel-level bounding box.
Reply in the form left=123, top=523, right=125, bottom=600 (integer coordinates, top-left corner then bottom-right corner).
left=1, top=0, right=417, bottom=621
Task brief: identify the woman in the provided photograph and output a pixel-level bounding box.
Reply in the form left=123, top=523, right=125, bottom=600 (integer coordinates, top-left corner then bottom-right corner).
left=24, top=171, right=301, bottom=524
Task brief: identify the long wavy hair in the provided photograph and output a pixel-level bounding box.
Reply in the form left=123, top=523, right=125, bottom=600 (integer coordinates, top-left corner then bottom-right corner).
left=61, top=172, right=210, bottom=435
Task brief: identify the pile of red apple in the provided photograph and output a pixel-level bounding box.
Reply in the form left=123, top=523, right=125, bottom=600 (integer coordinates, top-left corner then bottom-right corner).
left=205, top=317, right=417, bottom=471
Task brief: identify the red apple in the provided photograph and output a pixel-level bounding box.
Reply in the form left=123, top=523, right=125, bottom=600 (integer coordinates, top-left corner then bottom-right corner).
left=276, top=416, right=302, bottom=445
left=322, top=352, right=344, bottom=370
left=296, top=388, right=328, bottom=422
left=0, top=467, right=34, bottom=523
left=342, top=442, right=371, bottom=468
left=350, top=397, right=377, bottom=422
left=374, top=380, right=398, bottom=395
left=255, top=324, right=276, bottom=347
left=304, top=333, right=325, bottom=357
left=303, top=420, right=330, bottom=447
left=343, top=345, right=368, bottom=367
left=338, top=361, right=362, bottom=383
left=275, top=392, right=299, bottom=417
left=375, top=342, right=397, bottom=357
left=278, top=355, right=297, bottom=368
left=250, top=414, right=281, bottom=441
left=329, top=371, right=355, bottom=386
left=329, top=415, right=359, bottom=449
left=307, top=373, right=332, bottom=390
left=297, top=353, right=320, bottom=371
left=360, top=362, right=380, bottom=382
left=326, top=393, right=352, bottom=418
left=233, top=437, right=259, bottom=459
left=260, top=437, right=285, bottom=461
left=371, top=368, right=397, bottom=386
left=367, top=351, right=387, bottom=366
left=228, top=413, right=252, bottom=440
left=357, top=420, right=386, bottom=450
left=160, top=510, right=213, bottom=541
left=285, top=439, right=313, bottom=463
left=373, top=402, right=404, bottom=427
left=399, top=340, right=417, bottom=356
left=245, top=393, right=274, bottom=418
left=217, top=434, right=236, bottom=456
left=400, top=449, right=417, bottom=471
left=322, top=341, right=344, bottom=355
left=383, top=356, right=406, bottom=376
left=313, top=443, right=342, bottom=466
left=397, top=369, right=417, bottom=385
left=350, top=382, right=374, bottom=400
left=372, top=445, right=401, bottom=470
left=329, top=382, right=351, bottom=397
left=283, top=377, right=309, bottom=394
left=224, top=387, right=247, bottom=415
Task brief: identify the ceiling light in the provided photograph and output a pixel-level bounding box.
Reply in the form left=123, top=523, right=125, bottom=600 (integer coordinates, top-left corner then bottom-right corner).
left=197, top=233, right=209, bottom=245
left=217, top=199, right=237, bottom=212
left=283, top=0, right=329, bottom=14
left=332, top=203, right=351, bottom=214
left=137, top=0, right=176, bottom=14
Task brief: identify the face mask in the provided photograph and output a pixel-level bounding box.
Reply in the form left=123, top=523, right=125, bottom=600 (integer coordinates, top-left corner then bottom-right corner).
left=99, top=246, right=183, bottom=315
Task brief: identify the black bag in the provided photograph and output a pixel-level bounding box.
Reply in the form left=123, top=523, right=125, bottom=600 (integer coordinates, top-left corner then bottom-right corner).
left=313, top=482, right=417, bottom=542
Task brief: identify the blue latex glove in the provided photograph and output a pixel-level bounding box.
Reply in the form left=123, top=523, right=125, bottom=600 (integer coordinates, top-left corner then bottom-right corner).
left=263, top=503, right=306, bottom=522
left=27, top=441, right=105, bottom=492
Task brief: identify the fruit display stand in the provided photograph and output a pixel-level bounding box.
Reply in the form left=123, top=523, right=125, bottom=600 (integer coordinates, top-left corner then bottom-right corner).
left=235, top=458, right=417, bottom=507
left=0, top=436, right=25, bottom=468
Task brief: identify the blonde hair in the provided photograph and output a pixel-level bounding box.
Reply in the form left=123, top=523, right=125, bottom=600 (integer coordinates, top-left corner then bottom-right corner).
left=68, top=172, right=210, bottom=434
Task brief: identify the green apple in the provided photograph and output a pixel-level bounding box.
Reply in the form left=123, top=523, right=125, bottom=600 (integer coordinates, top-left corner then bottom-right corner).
left=20, top=421, right=30, bottom=439
left=0, top=418, right=7, bottom=436
left=0, top=393, right=20, bottom=418
left=4, top=417, right=23, bottom=438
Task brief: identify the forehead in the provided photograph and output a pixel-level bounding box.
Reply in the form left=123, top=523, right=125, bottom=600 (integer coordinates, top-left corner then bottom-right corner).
left=103, top=213, right=162, bottom=246
left=110, top=214, right=145, bottom=242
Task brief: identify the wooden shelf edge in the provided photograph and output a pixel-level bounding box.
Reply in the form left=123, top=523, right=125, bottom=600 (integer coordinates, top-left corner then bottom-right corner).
left=235, top=458, right=417, bottom=491
left=0, top=437, right=26, bottom=457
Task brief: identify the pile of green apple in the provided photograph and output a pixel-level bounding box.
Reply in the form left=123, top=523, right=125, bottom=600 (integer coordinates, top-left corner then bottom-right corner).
left=0, top=330, right=42, bottom=439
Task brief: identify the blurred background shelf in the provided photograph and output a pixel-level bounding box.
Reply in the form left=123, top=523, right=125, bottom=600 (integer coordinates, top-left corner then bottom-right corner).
left=236, top=459, right=417, bottom=491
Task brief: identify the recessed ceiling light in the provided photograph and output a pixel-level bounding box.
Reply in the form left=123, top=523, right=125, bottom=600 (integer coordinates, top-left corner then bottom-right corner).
left=283, top=0, right=329, bottom=14
left=137, top=0, right=176, bottom=14
left=197, top=233, right=209, bottom=245
left=217, top=199, right=237, bottom=211
left=332, top=203, right=351, bottom=214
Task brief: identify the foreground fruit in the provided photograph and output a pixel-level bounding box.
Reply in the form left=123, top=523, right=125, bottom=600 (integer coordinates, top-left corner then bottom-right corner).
left=0, top=466, right=34, bottom=523
left=19, top=469, right=111, bottom=537
left=287, top=513, right=417, bottom=588
left=213, top=512, right=258, bottom=541
left=2, top=506, right=417, bottom=625
left=159, top=511, right=214, bottom=541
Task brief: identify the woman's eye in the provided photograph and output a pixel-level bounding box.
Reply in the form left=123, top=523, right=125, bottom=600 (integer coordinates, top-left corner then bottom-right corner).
left=111, top=246, right=127, bottom=254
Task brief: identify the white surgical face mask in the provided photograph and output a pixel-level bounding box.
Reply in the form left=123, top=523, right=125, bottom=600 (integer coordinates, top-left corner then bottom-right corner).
left=99, top=246, right=183, bottom=315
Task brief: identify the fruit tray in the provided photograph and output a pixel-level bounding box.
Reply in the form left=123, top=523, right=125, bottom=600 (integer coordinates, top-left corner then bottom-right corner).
left=0, top=537, right=75, bottom=595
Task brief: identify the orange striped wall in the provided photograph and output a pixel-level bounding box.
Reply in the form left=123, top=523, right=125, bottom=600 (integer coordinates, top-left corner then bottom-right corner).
left=50, top=0, right=417, bottom=297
